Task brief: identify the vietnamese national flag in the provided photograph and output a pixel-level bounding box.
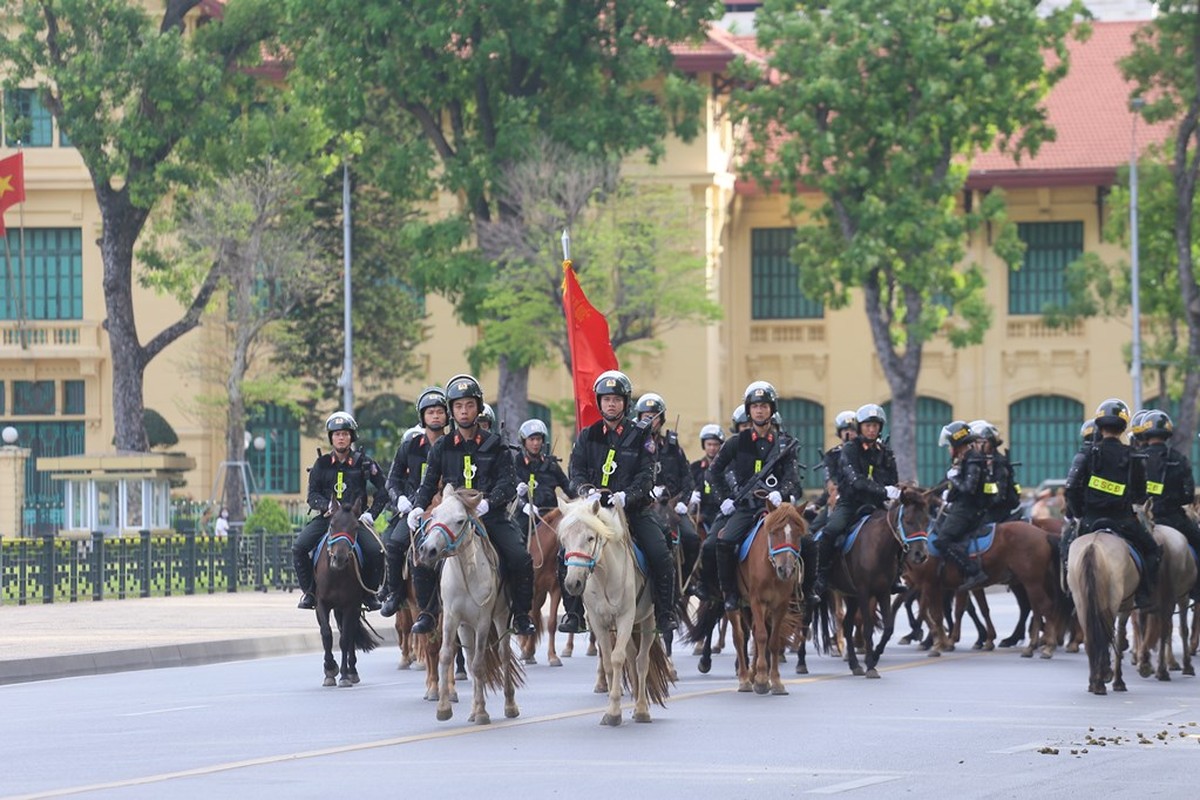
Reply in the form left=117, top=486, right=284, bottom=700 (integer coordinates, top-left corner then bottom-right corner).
left=0, top=153, right=26, bottom=237
left=562, top=260, right=618, bottom=431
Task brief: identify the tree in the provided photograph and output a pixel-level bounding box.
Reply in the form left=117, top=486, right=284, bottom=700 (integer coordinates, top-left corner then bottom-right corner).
left=280, top=0, right=721, bottom=435
left=474, top=139, right=722, bottom=430
left=1121, top=3, right=1200, bottom=446
left=734, top=0, right=1087, bottom=480
left=0, top=0, right=281, bottom=450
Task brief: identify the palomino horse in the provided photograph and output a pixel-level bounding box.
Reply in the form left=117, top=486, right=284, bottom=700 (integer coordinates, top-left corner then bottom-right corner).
left=556, top=490, right=673, bottom=726
left=1067, top=531, right=1140, bottom=695
left=313, top=499, right=383, bottom=687
left=816, top=487, right=930, bottom=678
left=1133, top=524, right=1196, bottom=681
left=415, top=487, right=523, bottom=724
left=727, top=502, right=806, bottom=694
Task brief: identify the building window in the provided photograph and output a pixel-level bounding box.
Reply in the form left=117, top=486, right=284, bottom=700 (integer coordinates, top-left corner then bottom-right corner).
left=4, top=88, right=54, bottom=147
left=1009, top=222, right=1083, bottom=316
left=247, top=403, right=300, bottom=494
left=528, top=401, right=552, bottom=446
left=881, top=397, right=952, bottom=486
left=776, top=398, right=824, bottom=468
left=1, top=228, right=84, bottom=320
left=0, top=420, right=85, bottom=534
left=1008, top=395, right=1084, bottom=487
left=751, top=228, right=824, bottom=320
left=63, top=380, right=85, bottom=415
left=12, top=380, right=55, bottom=415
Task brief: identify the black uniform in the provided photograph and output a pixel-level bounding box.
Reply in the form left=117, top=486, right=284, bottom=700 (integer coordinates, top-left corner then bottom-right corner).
left=1064, top=436, right=1159, bottom=590
left=380, top=432, right=435, bottom=602
left=815, top=435, right=898, bottom=588
left=410, top=428, right=534, bottom=622
left=982, top=450, right=1022, bottom=524
left=935, top=449, right=989, bottom=580
left=511, top=449, right=572, bottom=538
left=568, top=417, right=676, bottom=628
left=1143, top=441, right=1200, bottom=592
left=292, top=450, right=387, bottom=596
left=651, top=430, right=700, bottom=595
left=808, top=443, right=846, bottom=533
left=706, top=428, right=803, bottom=607
left=689, top=456, right=722, bottom=531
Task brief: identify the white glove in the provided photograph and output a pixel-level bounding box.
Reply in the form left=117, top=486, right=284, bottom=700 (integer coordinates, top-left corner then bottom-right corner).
left=585, top=490, right=602, bottom=503
left=689, top=490, right=701, bottom=507
left=477, top=498, right=490, bottom=516
left=720, top=498, right=735, bottom=516
left=804, top=502, right=818, bottom=515
left=359, top=511, right=374, bottom=528
left=885, top=485, right=902, bottom=501
left=394, top=495, right=413, bottom=516
left=941, top=489, right=950, bottom=504
left=407, top=507, right=424, bottom=531
left=674, top=502, right=688, bottom=515
left=612, top=491, right=627, bottom=508
left=523, top=503, right=534, bottom=517
left=516, top=481, right=528, bottom=498
left=946, top=466, right=959, bottom=481
left=652, top=485, right=666, bottom=500
left=767, top=490, right=783, bottom=508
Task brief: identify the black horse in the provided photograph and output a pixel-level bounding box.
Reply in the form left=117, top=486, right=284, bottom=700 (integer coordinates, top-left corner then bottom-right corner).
left=314, top=499, right=382, bottom=687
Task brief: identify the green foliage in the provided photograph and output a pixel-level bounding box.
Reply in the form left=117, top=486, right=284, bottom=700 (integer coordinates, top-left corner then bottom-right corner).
left=244, top=497, right=293, bottom=535
left=143, top=408, right=178, bottom=450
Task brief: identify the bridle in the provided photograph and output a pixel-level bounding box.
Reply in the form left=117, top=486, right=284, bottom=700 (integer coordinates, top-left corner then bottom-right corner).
left=886, top=496, right=928, bottom=554
left=765, top=514, right=800, bottom=572
left=419, top=513, right=485, bottom=558
left=326, top=528, right=358, bottom=565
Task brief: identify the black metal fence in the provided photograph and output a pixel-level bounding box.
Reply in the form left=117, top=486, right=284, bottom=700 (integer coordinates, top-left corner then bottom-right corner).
left=0, top=530, right=297, bottom=606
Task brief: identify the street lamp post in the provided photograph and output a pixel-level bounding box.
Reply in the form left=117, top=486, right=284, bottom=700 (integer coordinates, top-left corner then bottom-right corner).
left=1130, top=96, right=1145, bottom=411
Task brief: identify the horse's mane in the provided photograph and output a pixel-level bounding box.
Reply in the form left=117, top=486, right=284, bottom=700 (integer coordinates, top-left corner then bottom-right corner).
left=558, top=498, right=625, bottom=544
left=765, top=503, right=805, bottom=528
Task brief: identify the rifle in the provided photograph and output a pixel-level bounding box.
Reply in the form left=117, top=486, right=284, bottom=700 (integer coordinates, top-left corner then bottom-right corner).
left=712, top=435, right=801, bottom=524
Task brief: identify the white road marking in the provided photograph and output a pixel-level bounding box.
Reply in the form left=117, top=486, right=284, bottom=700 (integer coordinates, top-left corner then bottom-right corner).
left=808, top=776, right=902, bottom=794
left=1128, top=708, right=1183, bottom=722
left=990, top=741, right=1050, bottom=754
left=119, top=705, right=208, bottom=717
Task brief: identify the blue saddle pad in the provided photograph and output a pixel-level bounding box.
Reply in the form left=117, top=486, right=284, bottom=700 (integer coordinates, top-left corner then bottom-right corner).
left=1126, top=541, right=1144, bottom=573
left=737, top=515, right=768, bottom=562
left=630, top=540, right=648, bottom=575
left=313, top=532, right=364, bottom=569
left=927, top=524, right=997, bottom=560
left=1190, top=545, right=1199, bottom=572
left=812, top=514, right=871, bottom=555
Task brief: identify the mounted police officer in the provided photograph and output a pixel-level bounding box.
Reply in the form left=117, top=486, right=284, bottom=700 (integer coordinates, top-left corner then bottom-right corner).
left=566, top=370, right=679, bottom=633
left=293, top=411, right=387, bottom=611
left=512, top=418, right=571, bottom=538
left=730, top=405, right=750, bottom=435
left=690, top=424, right=725, bottom=532
left=379, top=388, right=448, bottom=618
left=1064, top=398, right=1158, bottom=606
left=971, top=420, right=1022, bottom=525
left=806, top=410, right=858, bottom=531
left=635, top=392, right=700, bottom=599
left=405, top=376, right=537, bottom=636
left=478, top=402, right=496, bottom=432
left=813, top=403, right=900, bottom=596
left=933, top=420, right=989, bottom=589
left=1137, top=409, right=1200, bottom=598
left=707, top=381, right=802, bottom=611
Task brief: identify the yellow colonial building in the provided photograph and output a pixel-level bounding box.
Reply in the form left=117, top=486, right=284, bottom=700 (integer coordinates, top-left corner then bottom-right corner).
left=0, top=17, right=1176, bottom=534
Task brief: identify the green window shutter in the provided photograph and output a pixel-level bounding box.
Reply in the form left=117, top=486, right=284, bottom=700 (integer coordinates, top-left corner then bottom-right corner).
left=527, top=401, right=552, bottom=447
left=63, top=380, right=85, bottom=415
left=13, top=380, right=55, bottom=415
left=247, top=403, right=300, bottom=494
left=1008, top=395, right=1084, bottom=487
left=751, top=228, right=824, bottom=320
left=776, top=397, right=824, bottom=474
left=1009, top=222, right=1083, bottom=315
left=4, top=89, right=54, bottom=147
left=1, top=229, right=84, bottom=320
left=881, top=397, right=952, bottom=486
left=0, top=420, right=85, bottom=533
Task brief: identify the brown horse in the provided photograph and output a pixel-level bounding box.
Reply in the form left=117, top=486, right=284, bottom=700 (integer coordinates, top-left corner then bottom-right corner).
left=314, top=499, right=383, bottom=687
left=1133, top=524, right=1196, bottom=680
left=727, top=502, right=806, bottom=694
left=815, top=487, right=930, bottom=678
left=521, top=507, right=568, bottom=667
left=1067, top=530, right=1139, bottom=695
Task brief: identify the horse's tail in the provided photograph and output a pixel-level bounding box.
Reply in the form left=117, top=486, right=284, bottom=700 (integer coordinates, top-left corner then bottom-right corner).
left=621, top=632, right=673, bottom=708
left=1046, top=533, right=1073, bottom=622
left=476, top=627, right=527, bottom=693
left=681, top=597, right=723, bottom=645
left=354, top=611, right=384, bottom=652
left=1082, top=545, right=1115, bottom=683
left=812, top=593, right=834, bottom=656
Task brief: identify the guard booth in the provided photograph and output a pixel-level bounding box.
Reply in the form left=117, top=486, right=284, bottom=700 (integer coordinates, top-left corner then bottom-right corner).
left=35, top=452, right=195, bottom=537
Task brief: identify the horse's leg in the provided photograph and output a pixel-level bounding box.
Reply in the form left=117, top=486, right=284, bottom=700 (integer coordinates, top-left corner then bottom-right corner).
left=715, top=615, right=727, bottom=653
left=563, top=632, right=575, bottom=658
left=768, top=605, right=788, bottom=694
left=999, top=582, right=1031, bottom=647
left=962, top=591, right=986, bottom=650
left=587, top=630, right=598, bottom=657
left=729, top=609, right=751, bottom=692
left=751, top=600, right=772, bottom=694
left=867, top=589, right=897, bottom=678
left=436, top=616, right=458, bottom=721
left=896, top=589, right=921, bottom=645
left=662, top=627, right=678, bottom=682
left=455, top=641, right=468, bottom=681
left=502, top=619, right=521, bottom=719
left=1113, top=609, right=1130, bottom=692
left=1180, top=599, right=1195, bottom=676
left=631, top=627, right=654, bottom=723
left=339, top=608, right=359, bottom=687
left=547, top=585, right=563, bottom=667
left=1156, top=602, right=1173, bottom=681
left=969, top=588, right=996, bottom=651
left=467, top=624, right=490, bottom=725
left=919, top=586, right=949, bottom=656
left=842, top=597, right=863, bottom=676
left=318, top=605, right=337, bottom=687
left=601, top=623, right=632, bottom=726
left=1191, top=604, right=1199, bottom=656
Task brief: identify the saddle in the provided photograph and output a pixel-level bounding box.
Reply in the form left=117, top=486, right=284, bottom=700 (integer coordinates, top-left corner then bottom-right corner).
left=813, top=513, right=872, bottom=555
left=736, top=513, right=768, bottom=562
left=927, top=524, right=997, bottom=560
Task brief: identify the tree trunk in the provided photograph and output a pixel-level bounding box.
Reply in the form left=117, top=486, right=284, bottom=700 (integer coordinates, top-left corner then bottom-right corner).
left=1172, top=97, right=1200, bottom=450
left=224, top=328, right=251, bottom=521
left=862, top=280, right=923, bottom=483
left=99, top=192, right=150, bottom=452
left=495, top=356, right=530, bottom=448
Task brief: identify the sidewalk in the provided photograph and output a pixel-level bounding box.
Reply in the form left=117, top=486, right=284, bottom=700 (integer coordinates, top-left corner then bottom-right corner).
left=0, top=591, right=399, bottom=685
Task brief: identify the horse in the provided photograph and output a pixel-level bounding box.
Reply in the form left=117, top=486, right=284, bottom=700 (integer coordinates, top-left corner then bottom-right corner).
left=556, top=490, right=673, bottom=726
left=1132, top=524, right=1196, bottom=681
left=815, top=487, right=931, bottom=678
left=414, top=486, right=523, bottom=724
left=313, top=499, right=383, bottom=687
left=521, top=506, right=568, bottom=667
left=726, top=502, right=806, bottom=694
left=1066, top=530, right=1140, bottom=695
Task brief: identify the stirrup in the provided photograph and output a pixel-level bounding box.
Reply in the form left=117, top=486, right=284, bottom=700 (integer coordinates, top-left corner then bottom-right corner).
left=557, top=612, right=586, bottom=634
left=723, top=593, right=740, bottom=612
left=297, top=592, right=315, bottom=610
left=657, top=611, right=679, bottom=633
left=411, top=612, right=436, bottom=634
left=380, top=592, right=402, bottom=618
left=512, top=613, right=536, bottom=636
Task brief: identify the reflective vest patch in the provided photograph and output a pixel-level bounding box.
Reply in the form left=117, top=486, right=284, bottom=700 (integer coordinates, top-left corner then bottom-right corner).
left=1087, top=475, right=1126, bottom=496
left=1146, top=480, right=1164, bottom=496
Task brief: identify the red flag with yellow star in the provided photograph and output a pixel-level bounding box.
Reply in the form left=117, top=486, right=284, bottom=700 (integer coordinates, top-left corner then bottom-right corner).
left=0, top=153, right=26, bottom=236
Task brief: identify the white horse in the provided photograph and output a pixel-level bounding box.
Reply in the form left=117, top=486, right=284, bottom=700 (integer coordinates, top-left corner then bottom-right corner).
left=555, top=490, right=672, bottom=726
left=1067, top=531, right=1139, bottom=695
left=415, top=487, right=521, bottom=724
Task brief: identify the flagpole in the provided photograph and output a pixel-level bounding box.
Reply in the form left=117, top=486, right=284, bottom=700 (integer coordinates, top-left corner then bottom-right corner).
left=16, top=144, right=27, bottom=350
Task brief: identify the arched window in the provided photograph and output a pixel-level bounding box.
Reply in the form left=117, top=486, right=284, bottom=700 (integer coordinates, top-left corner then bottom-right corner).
left=776, top=398, right=824, bottom=473
left=247, top=403, right=300, bottom=494
left=882, top=397, right=952, bottom=486
left=1008, top=395, right=1084, bottom=487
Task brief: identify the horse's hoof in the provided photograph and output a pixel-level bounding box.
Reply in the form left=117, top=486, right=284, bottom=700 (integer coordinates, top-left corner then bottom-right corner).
left=698, top=656, right=711, bottom=674
left=474, top=713, right=491, bottom=725
left=322, top=677, right=336, bottom=687
left=771, top=685, right=789, bottom=695
left=349, top=673, right=360, bottom=684
left=712, top=646, right=722, bottom=654
left=505, top=706, right=520, bottom=719
left=898, top=635, right=913, bottom=645
left=450, top=691, right=459, bottom=703
left=1157, top=672, right=1171, bottom=682
left=795, top=663, right=808, bottom=675
left=998, top=637, right=1020, bottom=648
left=983, top=642, right=995, bottom=652
left=1170, top=663, right=1181, bottom=672
left=1091, top=685, right=1107, bottom=695
left=424, top=689, right=438, bottom=701
left=398, top=663, right=411, bottom=671
left=851, top=666, right=865, bottom=676
left=1020, top=649, right=1033, bottom=659
left=632, top=711, right=652, bottom=723
left=455, top=670, right=468, bottom=681
left=865, top=668, right=881, bottom=679
left=972, top=641, right=984, bottom=651
left=600, top=713, right=622, bottom=726
left=338, top=677, right=353, bottom=687
left=549, top=656, right=563, bottom=667
left=1066, top=644, right=1080, bottom=654
left=593, top=683, right=607, bottom=694
left=1184, top=665, right=1196, bottom=677
left=1113, top=681, right=1127, bottom=692
left=436, top=708, right=453, bottom=721
left=587, top=645, right=598, bottom=657
left=753, top=682, right=770, bottom=695
left=1039, top=649, right=1054, bottom=660
left=1138, top=663, right=1153, bottom=679
left=523, top=656, right=537, bottom=666
left=738, top=681, right=753, bottom=692
left=563, top=647, right=574, bottom=658
left=926, top=650, right=941, bottom=658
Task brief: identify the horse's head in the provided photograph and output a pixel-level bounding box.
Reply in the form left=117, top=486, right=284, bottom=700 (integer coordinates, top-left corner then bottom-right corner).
left=555, top=488, right=623, bottom=597
left=416, top=486, right=482, bottom=566
left=894, top=485, right=930, bottom=565
left=326, top=498, right=363, bottom=572
left=762, top=502, right=805, bottom=581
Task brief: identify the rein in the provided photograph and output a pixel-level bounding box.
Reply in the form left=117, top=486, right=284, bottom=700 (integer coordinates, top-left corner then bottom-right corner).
left=886, top=500, right=928, bottom=553
left=421, top=503, right=498, bottom=609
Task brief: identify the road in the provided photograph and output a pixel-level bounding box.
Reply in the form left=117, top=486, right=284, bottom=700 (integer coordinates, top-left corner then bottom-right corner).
left=2, top=591, right=1198, bottom=799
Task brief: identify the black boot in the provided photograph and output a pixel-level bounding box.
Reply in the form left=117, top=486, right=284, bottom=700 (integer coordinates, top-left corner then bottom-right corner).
left=1135, top=546, right=1161, bottom=608
left=946, top=542, right=987, bottom=590
left=652, top=557, right=679, bottom=632
left=716, top=539, right=740, bottom=612
left=509, top=567, right=537, bottom=636
left=380, top=540, right=406, bottom=617
left=812, top=535, right=835, bottom=597
left=293, top=550, right=316, bottom=609
left=409, top=565, right=439, bottom=634
left=558, top=593, right=587, bottom=633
